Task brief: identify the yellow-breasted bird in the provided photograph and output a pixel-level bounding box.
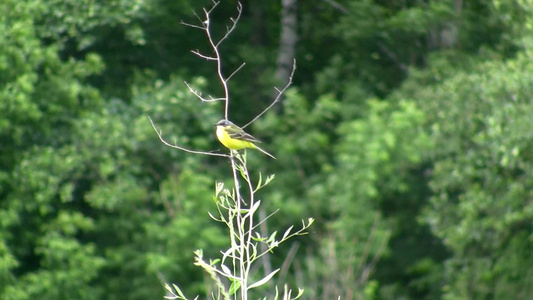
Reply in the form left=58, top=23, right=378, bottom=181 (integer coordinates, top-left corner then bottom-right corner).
left=215, top=119, right=276, bottom=159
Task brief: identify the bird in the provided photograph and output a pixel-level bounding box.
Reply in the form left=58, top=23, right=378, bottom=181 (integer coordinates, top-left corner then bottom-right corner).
left=215, top=119, right=276, bottom=159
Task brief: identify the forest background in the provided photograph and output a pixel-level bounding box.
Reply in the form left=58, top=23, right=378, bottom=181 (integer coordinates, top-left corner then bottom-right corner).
left=1, top=0, right=533, bottom=299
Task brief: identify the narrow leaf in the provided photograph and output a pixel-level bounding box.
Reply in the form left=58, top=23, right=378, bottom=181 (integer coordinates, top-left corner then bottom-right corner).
left=222, top=245, right=238, bottom=263
left=268, top=231, right=277, bottom=243
left=248, top=269, right=280, bottom=290
left=221, top=264, right=232, bottom=276
left=250, top=200, right=261, bottom=214
left=282, top=225, right=294, bottom=240
left=264, top=174, right=275, bottom=185
left=229, top=280, right=241, bottom=295
left=215, top=181, right=224, bottom=198
left=172, top=284, right=187, bottom=298
left=294, top=288, right=305, bottom=299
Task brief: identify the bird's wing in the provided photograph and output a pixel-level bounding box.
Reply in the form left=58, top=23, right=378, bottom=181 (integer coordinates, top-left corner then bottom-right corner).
left=226, top=125, right=262, bottom=143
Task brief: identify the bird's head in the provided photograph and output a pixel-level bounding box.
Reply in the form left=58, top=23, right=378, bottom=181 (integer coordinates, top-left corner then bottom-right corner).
left=215, top=119, right=231, bottom=127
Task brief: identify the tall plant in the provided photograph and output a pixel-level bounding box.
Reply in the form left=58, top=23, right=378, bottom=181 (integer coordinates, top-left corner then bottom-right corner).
left=149, top=2, right=313, bottom=299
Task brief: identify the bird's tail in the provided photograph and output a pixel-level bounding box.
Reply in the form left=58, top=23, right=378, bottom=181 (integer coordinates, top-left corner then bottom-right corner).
left=253, top=144, right=276, bottom=159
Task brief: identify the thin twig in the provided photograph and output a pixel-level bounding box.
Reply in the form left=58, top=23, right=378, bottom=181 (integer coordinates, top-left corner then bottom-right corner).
left=184, top=82, right=224, bottom=102
left=242, top=59, right=296, bottom=129
left=180, top=21, right=205, bottom=30
left=204, top=2, right=241, bottom=119
left=181, top=9, right=208, bottom=30
left=207, top=0, right=220, bottom=15
left=216, top=2, right=243, bottom=48
left=227, top=62, right=246, bottom=82
left=250, top=208, right=280, bottom=232
left=182, top=1, right=246, bottom=120
left=191, top=50, right=217, bottom=60
left=148, top=116, right=229, bottom=157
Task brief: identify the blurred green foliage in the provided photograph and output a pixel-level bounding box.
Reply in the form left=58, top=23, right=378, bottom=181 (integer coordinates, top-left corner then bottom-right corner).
left=1, top=0, right=533, bottom=299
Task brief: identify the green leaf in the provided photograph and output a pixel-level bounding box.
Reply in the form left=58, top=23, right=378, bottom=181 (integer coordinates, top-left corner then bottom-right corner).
left=229, top=280, right=241, bottom=295
left=248, top=269, right=280, bottom=290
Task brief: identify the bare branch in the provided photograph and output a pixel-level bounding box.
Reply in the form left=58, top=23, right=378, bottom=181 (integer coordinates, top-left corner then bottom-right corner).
left=242, top=59, right=296, bottom=129
left=148, top=116, right=229, bottom=158
left=181, top=1, right=247, bottom=120
left=184, top=82, right=224, bottom=103
left=216, top=2, right=243, bottom=48
left=180, top=20, right=205, bottom=30
left=226, top=62, right=246, bottom=82
left=206, top=0, right=220, bottom=14
left=207, top=96, right=226, bottom=101
left=182, top=10, right=208, bottom=29
left=199, top=4, right=229, bottom=118
left=191, top=50, right=217, bottom=60
left=250, top=208, right=280, bottom=232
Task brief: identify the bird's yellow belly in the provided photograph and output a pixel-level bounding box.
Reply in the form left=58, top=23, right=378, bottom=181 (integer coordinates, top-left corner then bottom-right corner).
left=216, top=126, right=254, bottom=150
